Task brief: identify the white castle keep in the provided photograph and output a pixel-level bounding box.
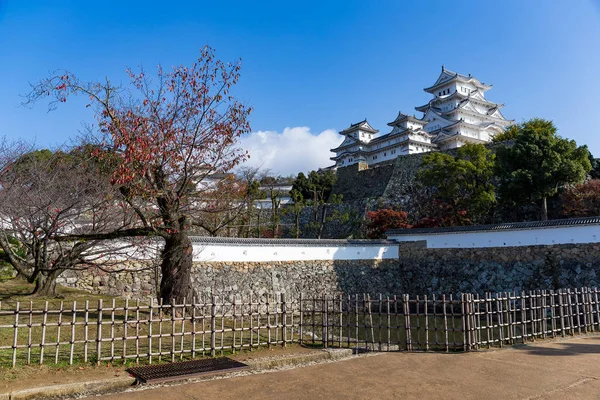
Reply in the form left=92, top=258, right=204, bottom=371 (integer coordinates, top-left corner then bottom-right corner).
left=330, top=67, right=513, bottom=168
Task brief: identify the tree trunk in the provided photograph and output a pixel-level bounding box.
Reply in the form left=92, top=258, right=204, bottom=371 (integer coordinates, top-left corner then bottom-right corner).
left=33, top=270, right=61, bottom=297
left=160, top=232, right=195, bottom=305
left=540, top=197, right=548, bottom=221
left=318, top=204, right=328, bottom=239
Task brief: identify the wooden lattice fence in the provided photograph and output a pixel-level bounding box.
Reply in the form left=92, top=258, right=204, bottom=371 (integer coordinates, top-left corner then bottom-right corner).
left=1, top=287, right=599, bottom=368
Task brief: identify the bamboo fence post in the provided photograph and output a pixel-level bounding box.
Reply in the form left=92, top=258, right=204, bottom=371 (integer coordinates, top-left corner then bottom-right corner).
left=148, top=298, right=153, bottom=364
left=424, top=295, right=429, bottom=352
left=378, top=294, right=383, bottom=351
left=449, top=294, right=456, bottom=349
left=170, top=301, right=175, bottom=363
left=567, top=289, right=575, bottom=335
left=575, top=288, right=582, bottom=335
left=322, top=294, right=327, bottom=349
left=393, top=295, right=399, bottom=350
left=55, top=301, right=63, bottom=364
left=595, top=288, right=600, bottom=331
left=69, top=301, right=76, bottom=365
left=368, top=295, right=374, bottom=350
left=541, top=290, right=547, bottom=339
left=110, top=299, right=115, bottom=362
left=497, top=293, right=504, bottom=348
left=484, top=293, right=491, bottom=347
left=158, top=298, right=163, bottom=361
left=256, top=295, right=261, bottom=349
left=191, top=297, right=197, bottom=358
left=211, top=296, right=216, bottom=357
left=386, top=296, right=391, bottom=351
left=442, top=294, right=449, bottom=352
left=96, top=299, right=103, bottom=366
left=505, top=292, right=512, bottom=345
left=27, top=301, right=33, bottom=365
left=282, top=293, right=287, bottom=347
left=221, top=296, right=225, bottom=355
left=461, top=294, right=467, bottom=351
left=404, top=294, right=412, bottom=351
left=558, top=289, right=566, bottom=337
left=232, top=296, right=237, bottom=352
left=122, top=299, right=129, bottom=364
left=347, top=295, right=351, bottom=349
left=339, top=294, right=343, bottom=349
left=354, top=294, right=359, bottom=352
left=84, top=300, right=89, bottom=363
left=135, top=299, right=140, bottom=364
left=299, top=293, right=303, bottom=345
left=549, top=290, right=556, bottom=338
left=267, top=294, right=272, bottom=349
left=12, top=301, right=20, bottom=368
left=520, top=291, right=527, bottom=343
left=415, top=295, right=421, bottom=349
left=40, top=301, right=48, bottom=365
left=239, top=295, right=244, bottom=350
left=432, top=294, right=438, bottom=350
left=201, top=295, right=206, bottom=356
left=180, top=297, right=187, bottom=360
left=249, top=293, right=254, bottom=350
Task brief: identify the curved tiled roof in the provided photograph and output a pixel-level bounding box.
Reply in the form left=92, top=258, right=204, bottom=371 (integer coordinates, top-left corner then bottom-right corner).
left=189, top=236, right=396, bottom=247
left=386, top=217, right=600, bottom=236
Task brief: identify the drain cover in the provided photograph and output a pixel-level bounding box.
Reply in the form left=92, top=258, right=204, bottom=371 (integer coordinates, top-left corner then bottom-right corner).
left=127, top=357, right=249, bottom=384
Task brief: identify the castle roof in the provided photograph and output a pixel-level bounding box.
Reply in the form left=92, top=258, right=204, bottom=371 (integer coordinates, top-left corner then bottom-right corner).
left=387, top=112, right=427, bottom=127
left=415, top=90, right=502, bottom=113
left=339, top=119, right=378, bottom=135
left=423, top=66, right=492, bottom=94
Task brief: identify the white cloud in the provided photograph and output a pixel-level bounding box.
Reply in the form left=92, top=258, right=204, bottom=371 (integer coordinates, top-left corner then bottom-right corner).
left=237, top=127, right=340, bottom=176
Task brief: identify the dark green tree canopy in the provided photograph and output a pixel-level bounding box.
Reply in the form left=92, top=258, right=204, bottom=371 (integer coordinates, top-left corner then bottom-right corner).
left=416, top=143, right=496, bottom=224
left=495, top=118, right=591, bottom=220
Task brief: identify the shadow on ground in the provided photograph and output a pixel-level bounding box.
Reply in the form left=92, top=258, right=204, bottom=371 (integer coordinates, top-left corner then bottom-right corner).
left=513, top=336, right=600, bottom=356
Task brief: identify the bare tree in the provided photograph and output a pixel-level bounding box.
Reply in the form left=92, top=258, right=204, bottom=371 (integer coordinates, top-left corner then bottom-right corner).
left=0, top=148, right=149, bottom=295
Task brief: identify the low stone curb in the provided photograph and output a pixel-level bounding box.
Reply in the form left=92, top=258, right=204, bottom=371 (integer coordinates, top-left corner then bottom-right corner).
left=2, top=349, right=353, bottom=399
left=5, top=376, right=135, bottom=400
left=245, top=348, right=352, bottom=370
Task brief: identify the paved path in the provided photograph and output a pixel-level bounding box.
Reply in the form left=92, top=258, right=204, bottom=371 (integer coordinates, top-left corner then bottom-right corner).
left=100, top=335, right=600, bottom=400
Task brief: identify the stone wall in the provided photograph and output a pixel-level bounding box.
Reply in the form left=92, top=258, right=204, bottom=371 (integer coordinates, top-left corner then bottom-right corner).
left=397, top=241, right=600, bottom=294
left=58, top=259, right=400, bottom=300
left=58, top=241, right=600, bottom=299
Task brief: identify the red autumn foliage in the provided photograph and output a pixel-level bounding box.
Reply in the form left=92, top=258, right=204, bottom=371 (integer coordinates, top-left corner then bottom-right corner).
left=365, top=209, right=410, bottom=238
left=26, top=46, right=252, bottom=304
left=560, top=180, right=600, bottom=218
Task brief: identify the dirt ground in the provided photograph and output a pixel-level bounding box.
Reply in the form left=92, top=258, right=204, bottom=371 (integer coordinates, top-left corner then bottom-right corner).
left=98, top=335, right=600, bottom=400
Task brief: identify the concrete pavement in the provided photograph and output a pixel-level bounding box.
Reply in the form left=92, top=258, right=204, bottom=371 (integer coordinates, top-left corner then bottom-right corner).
left=97, top=335, right=600, bottom=400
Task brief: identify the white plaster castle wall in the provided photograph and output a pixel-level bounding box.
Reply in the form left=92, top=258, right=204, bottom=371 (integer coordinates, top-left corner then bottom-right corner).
left=192, top=243, right=399, bottom=262
left=93, top=240, right=400, bottom=262
left=387, top=224, right=600, bottom=249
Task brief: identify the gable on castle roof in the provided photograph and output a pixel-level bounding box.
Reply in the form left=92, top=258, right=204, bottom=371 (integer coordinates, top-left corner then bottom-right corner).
left=424, top=66, right=492, bottom=93
left=339, top=119, right=378, bottom=135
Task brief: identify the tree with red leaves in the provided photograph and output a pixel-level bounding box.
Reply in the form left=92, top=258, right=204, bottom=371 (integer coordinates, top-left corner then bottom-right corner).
left=25, top=47, right=252, bottom=304
left=560, top=180, right=600, bottom=218
left=365, top=209, right=410, bottom=239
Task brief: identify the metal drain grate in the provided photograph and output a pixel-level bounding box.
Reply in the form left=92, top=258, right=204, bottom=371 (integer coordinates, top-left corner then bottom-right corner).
left=127, top=357, right=249, bottom=384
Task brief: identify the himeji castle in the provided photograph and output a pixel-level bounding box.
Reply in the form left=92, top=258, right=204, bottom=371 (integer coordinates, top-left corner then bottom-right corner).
left=330, top=67, right=513, bottom=168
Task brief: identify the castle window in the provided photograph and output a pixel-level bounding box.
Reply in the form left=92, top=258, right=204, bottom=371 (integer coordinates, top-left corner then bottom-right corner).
left=384, top=152, right=387, bottom=156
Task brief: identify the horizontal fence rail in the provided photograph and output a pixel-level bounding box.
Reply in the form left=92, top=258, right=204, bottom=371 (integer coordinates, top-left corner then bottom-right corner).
left=1, top=287, right=599, bottom=367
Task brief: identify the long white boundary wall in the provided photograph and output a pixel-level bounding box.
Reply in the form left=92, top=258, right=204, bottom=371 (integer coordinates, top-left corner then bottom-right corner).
left=387, top=223, right=600, bottom=249
left=191, top=241, right=399, bottom=262
left=99, top=239, right=400, bottom=262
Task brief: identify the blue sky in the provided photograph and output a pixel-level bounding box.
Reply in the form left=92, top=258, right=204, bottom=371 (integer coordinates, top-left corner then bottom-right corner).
left=1, top=0, right=600, bottom=175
